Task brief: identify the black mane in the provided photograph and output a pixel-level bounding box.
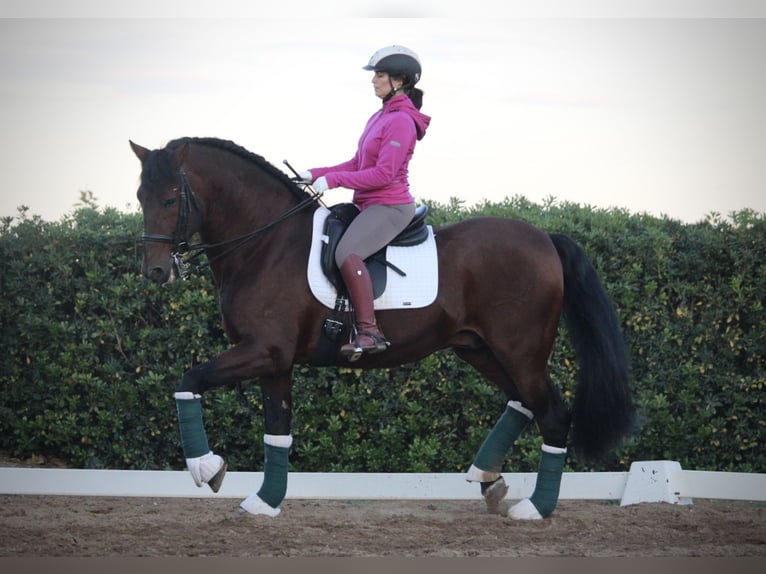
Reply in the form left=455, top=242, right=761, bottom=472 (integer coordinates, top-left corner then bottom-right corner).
left=164, top=137, right=307, bottom=201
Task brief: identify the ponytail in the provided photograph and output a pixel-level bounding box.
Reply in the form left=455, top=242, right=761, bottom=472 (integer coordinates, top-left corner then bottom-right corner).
left=408, top=87, right=424, bottom=110
left=389, top=73, right=424, bottom=109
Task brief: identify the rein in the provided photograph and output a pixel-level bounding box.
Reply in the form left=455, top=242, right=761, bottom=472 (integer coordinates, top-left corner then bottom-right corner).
left=142, top=167, right=322, bottom=277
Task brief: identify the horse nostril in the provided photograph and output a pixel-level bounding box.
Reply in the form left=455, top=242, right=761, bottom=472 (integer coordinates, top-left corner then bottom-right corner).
left=148, top=266, right=168, bottom=283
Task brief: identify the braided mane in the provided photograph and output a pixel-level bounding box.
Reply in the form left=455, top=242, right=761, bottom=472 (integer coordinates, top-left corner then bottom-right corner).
left=166, top=137, right=307, bottom=201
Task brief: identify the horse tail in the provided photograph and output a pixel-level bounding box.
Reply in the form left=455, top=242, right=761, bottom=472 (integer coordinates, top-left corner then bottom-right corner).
left=549, top=233, right=636, bottom=464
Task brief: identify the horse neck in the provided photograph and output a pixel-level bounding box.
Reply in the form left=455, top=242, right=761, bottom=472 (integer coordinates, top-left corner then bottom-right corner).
left=194, top=167, right=315, bottom=265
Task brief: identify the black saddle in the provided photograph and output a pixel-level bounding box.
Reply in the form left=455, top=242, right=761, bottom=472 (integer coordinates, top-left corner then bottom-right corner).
left=320, top=203, right=429, bottom=298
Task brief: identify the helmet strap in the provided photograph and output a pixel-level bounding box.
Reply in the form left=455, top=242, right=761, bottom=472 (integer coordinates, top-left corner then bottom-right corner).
left=383, top=77, right=403, bottom=102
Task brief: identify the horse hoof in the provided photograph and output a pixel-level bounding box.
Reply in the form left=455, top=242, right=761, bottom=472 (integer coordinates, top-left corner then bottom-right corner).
left=482, top=477, right=509, bottom=515
left=207, top=461, right=227, bottom=493
left=507, top=498, right=543, bottom=520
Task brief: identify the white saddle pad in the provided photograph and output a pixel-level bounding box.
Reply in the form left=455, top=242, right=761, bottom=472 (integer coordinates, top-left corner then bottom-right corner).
left=307, top=206, right=439, bottom=310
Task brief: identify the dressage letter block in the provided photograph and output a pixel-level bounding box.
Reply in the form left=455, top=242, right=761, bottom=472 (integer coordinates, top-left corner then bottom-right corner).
left=620, top=460, right=693, bottom=506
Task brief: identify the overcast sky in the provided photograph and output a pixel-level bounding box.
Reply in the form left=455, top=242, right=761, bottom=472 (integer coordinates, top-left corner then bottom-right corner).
left=1, top=11, right=765, bottom=223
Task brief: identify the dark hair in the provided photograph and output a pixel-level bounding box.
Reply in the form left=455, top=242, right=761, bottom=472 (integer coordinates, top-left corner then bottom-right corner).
left=407, top=87, right=424, bottom=110
left=391, top=73, right=424, bottom=110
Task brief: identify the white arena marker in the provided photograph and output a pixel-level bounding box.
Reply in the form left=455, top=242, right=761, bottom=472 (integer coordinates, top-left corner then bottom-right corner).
left=620, top=460, right=692, bottom=506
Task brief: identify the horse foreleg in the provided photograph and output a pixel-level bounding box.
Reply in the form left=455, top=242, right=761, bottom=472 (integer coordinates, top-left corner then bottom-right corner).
left=174, top=391, right=227, bottom=492
left=173, top=342, right=288, bottom=495
left=172, top=353, right=250, bottom=493
left=240, top=373, right=293, bottom=518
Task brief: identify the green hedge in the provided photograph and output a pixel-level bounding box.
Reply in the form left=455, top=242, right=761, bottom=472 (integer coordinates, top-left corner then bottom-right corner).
left=1, top=197, right=764, bottom=473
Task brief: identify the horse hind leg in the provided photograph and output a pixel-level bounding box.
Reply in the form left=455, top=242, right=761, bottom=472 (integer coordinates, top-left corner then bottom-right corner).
left=507, top=369, right=571, bottom=520
left=468, top=400, right=535, bottom=514
left=507, top=444, right=567, bottom=520
left=461, top=343, right=572, bottom=520
left=455, top=347, right=533, bottom=515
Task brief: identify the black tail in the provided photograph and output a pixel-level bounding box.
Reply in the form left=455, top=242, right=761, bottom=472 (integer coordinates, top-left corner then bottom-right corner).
left=549, top=233, right=636, bottom=463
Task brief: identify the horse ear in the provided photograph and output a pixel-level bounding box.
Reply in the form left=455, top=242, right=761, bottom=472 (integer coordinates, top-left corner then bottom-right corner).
left=172, top=142, right=190, bottom=169
left=130, top=140, right=150, bottom=162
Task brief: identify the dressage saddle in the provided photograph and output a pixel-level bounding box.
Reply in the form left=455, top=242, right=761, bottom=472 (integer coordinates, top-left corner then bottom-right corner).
left=320, top=203, right=429, bottom=298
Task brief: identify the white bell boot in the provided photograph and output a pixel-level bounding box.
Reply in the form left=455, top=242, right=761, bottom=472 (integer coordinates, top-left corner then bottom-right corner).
left=507, top=498, right=544, bottom=520
left=186, top=451, right=226, bottom=492
left=239, top=493, right=281, bottom=517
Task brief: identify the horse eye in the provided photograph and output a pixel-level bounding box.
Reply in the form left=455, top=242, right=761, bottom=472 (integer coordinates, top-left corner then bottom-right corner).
left=162, top=198, right=177, bottom=208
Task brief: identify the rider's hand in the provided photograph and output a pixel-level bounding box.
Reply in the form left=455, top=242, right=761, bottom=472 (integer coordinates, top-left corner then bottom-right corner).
left=313, top=176, right=329, bottom=194
left=297, top=170, right=313, bottom=182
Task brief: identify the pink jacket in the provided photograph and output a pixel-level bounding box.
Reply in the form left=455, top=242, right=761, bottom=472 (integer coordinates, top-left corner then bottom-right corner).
left=309, top=95, right=431, bottom=210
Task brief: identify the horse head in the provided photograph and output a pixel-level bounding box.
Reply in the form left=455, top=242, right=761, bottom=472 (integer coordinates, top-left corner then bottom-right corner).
left=130, top=140, right=197, bottom=284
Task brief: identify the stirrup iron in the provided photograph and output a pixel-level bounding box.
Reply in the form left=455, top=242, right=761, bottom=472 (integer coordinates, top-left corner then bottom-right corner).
left=341, top=326, right=389, bottom=362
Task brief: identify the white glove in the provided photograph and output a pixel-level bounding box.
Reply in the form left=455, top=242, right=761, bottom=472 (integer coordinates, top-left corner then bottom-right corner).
left=297, top=170, right=313, bottom=182
left=313, top=176, right=329, bottom=194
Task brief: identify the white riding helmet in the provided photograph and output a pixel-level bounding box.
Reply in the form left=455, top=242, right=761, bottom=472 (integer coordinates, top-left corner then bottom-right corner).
left=363, top=45, right=422, bottom=87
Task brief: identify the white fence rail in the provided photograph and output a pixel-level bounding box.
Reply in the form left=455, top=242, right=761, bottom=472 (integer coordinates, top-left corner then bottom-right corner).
left=1, top=461, right=764, bottom=506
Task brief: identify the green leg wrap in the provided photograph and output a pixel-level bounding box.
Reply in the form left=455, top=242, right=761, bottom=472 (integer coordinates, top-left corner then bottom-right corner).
left=473, top=401, right=533, bottom=473
left=529, top=446, right=567, bottom=518
left=257, top=442, right=290, bottom=508
left=175, top=394, right=210, bottom=459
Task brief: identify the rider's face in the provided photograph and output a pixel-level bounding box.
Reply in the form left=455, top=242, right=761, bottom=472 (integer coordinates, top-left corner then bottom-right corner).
left=372, top=71, right=402, bottom=99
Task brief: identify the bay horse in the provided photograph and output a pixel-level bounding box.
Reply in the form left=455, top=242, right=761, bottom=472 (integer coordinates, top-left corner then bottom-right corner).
left=130, top=137, right=635, bottom=520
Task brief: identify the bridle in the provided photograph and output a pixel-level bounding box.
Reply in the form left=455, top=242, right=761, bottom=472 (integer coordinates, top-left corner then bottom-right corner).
left=141, top=167, right=198, bottom=250
left=141, top=166, right=322, bottom=278
left=140, top=167, right=201, bottom=277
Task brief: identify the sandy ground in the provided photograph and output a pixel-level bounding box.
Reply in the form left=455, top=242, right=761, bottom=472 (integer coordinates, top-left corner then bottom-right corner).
left=1, top=455, right=764, bottom=558
left=1, top=494, right=764, bottom=557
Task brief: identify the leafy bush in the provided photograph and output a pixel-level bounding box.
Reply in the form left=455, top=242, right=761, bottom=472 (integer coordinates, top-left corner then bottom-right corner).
left=1, top=197, right=764, bottom=473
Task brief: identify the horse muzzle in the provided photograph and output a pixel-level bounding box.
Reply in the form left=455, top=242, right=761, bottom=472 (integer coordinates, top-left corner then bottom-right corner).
left=142, top=256, right=179, bottom=284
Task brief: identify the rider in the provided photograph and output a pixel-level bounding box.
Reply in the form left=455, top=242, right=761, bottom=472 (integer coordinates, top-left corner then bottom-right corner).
left=300, top=45, right=431, bottom=359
